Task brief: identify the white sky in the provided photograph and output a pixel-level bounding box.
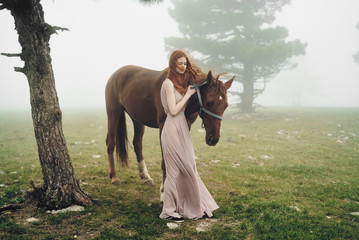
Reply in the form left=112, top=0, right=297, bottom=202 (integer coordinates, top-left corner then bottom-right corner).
left=257, top=0, right=359, bottom=107
left=0, top=0, right=359, bottom=110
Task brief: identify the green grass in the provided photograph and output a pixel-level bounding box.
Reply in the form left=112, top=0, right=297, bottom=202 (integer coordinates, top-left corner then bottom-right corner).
left=0, top=107, right=359, bottom=239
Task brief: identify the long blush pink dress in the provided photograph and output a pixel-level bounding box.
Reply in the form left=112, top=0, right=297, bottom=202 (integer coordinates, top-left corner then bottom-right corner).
left=159, top=83, right=219, bottom=219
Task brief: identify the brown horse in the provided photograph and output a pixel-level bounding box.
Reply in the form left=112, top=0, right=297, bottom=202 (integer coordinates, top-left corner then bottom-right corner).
left=105, top=65, right=234, bottom=193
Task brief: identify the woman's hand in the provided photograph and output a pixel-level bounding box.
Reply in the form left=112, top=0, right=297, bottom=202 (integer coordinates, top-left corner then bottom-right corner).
left=185, top=85, right=196, bottom=97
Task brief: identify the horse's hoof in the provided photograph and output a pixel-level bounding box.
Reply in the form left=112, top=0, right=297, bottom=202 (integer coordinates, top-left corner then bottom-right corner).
left=111, top=178, right=122, bottom=185
left=143, top=179, right=154, bottom=186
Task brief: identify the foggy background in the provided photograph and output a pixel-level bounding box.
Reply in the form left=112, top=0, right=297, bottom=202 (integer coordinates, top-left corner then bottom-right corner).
left=1, top=0, right=358, bottom=110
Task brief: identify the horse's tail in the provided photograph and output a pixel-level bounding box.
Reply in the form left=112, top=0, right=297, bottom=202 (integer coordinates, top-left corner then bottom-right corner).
left=116, top=112, right=129, bottom=167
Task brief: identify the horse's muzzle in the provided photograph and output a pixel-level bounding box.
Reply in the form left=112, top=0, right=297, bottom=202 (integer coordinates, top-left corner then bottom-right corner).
left=206, top=136, right=219, bottom=146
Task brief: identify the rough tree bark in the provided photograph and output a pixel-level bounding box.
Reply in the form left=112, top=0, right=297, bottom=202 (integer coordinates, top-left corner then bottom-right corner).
left=0, top=0, right=92, bottom=209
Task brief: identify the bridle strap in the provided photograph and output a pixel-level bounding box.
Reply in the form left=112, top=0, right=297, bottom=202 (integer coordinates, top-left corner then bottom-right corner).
left=191, top=82, right=223, bottom=121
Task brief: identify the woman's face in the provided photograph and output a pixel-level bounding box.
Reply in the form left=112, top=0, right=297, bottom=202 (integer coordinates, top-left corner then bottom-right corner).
left=175, top=57, right=187, bottom=75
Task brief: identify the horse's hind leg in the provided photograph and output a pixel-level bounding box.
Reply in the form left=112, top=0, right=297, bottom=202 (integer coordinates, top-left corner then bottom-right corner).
left=132, top=119, right=154, bottom=185
left=106, top=111, right=122, bottom=185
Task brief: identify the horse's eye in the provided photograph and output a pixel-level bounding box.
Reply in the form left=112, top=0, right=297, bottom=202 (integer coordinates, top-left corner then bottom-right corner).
left=206, top=102, right=213, bottom=107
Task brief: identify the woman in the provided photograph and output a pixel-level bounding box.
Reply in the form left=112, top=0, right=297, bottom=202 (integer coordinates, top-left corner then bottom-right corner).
left=159, top=49, right=219, bottom=222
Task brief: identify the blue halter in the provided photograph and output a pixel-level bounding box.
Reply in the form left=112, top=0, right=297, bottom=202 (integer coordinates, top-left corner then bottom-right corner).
left=190, top=82, right=223, bottom=121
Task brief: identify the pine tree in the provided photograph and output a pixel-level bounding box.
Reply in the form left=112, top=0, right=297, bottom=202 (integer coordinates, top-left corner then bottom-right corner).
left=165, top=0, right=306, bottom=112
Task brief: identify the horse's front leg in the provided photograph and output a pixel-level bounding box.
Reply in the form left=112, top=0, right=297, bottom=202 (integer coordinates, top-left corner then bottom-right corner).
left=159, top=125, right=166, bottom=205
left=187, top=112, right=198, bottom=130
left=132, top=120, right=154, bottom=185
left=159, top=156, right=165, bottom=205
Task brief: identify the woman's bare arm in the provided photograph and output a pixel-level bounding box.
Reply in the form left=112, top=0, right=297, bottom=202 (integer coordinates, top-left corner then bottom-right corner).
left=163, top=79, right=196, bottom=116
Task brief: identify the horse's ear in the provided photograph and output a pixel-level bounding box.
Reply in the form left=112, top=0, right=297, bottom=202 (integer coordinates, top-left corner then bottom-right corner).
left=206, top=71, right=213, bottom=84
left=225, top=75, right=235, bottom=90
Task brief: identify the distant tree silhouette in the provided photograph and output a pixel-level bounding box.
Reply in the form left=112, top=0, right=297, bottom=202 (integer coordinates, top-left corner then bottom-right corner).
left=353, top=22, right=359, bottom=64
left=165, top=0, right=306, bottom=112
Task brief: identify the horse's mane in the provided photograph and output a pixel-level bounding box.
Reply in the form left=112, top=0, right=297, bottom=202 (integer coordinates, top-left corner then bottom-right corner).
left=193, top=67, right=228, bottom=97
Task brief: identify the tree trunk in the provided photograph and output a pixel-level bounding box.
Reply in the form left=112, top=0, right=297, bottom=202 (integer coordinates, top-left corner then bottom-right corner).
left=1, top=0, right=92, bottom=209
left=241, top=63, right=255, bottom=113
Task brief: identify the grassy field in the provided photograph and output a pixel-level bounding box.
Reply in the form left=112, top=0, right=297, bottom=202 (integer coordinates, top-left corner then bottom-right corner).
left=0, top=107, right=359, bottom=239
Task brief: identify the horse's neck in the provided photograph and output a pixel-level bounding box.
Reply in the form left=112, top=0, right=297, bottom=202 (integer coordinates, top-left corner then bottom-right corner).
left=186, top=95, right=199, bottom=115
left=185, top=74, right=207, bottom=115
left=185, top=85, right=207, bottom=117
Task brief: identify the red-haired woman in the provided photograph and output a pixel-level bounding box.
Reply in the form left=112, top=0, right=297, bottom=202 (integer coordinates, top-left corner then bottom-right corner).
left=159, top=49, right=219, bottom=222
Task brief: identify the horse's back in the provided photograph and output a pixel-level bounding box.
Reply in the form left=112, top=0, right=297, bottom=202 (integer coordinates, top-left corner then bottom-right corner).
left=105, top=65, right=168, bottom=128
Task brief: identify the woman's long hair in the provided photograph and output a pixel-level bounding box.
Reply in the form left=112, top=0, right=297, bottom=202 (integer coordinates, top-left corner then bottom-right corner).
left=167, top=49, right=198, bottom=95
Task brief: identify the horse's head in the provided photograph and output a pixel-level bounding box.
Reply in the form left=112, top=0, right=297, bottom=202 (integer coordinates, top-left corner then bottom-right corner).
left=197, top=71, right=234, bottom=146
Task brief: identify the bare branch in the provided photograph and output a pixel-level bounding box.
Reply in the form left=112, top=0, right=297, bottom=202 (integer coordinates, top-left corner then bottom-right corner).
left=52, top=25, right=69, bottom=33
left=44, top=23, right=69, bottom=36
left=14, top=67, right=25, bottom=73
left=1, top=52, right=22, bottom=57
left=0, top=204, right=22, bottom=213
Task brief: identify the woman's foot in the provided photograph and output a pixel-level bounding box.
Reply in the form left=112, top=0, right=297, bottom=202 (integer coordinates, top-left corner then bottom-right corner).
left=165, top=216, right=185, bottom=223
left=202, top=213, right=209, bottom=219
